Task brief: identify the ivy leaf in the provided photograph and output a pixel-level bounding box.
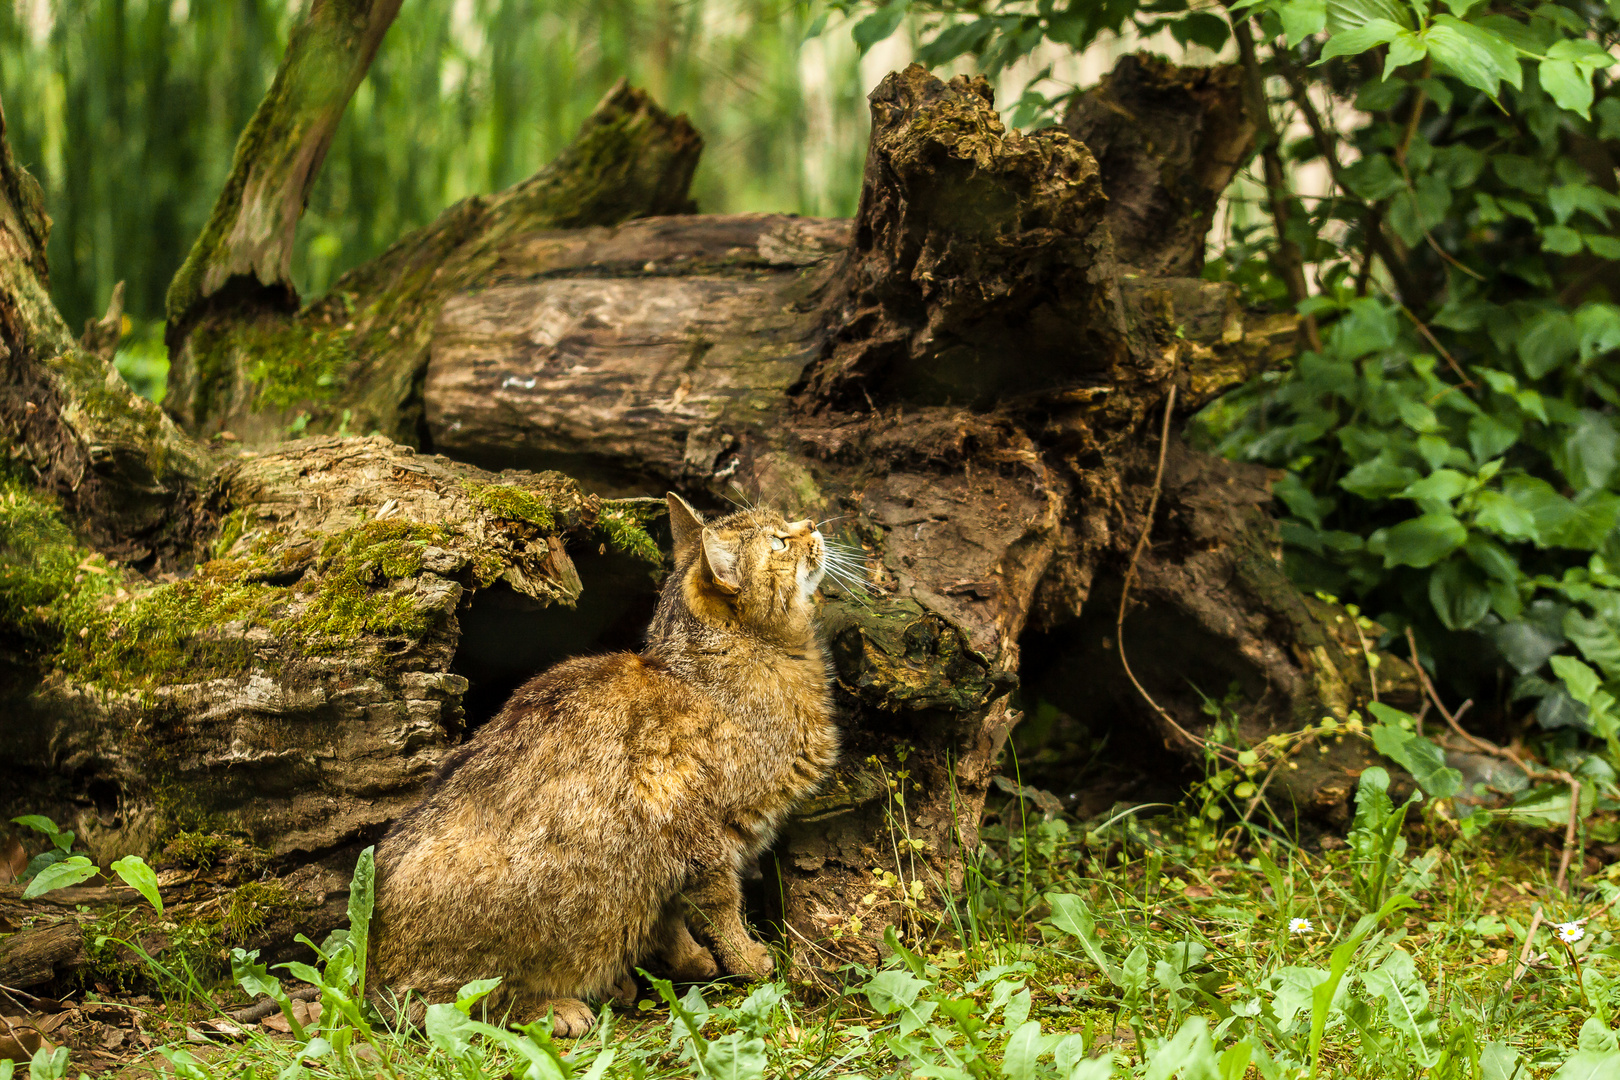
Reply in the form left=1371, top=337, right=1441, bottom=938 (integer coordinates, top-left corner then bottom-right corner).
left=1558, top=410, right=1618, bottom=494
left=1343, top=154, right=1405, bottom=201
left=1565, top=609, right=1620, bottom=681
left=1542, top=225, right=1586, bottom=255
left=1369, top=703, right=1464, bottom=798
left=1469, top=413, right=1520, bottom=463
left=21, top=855, right=97, bottom=899
left=1400, top=469, right=1470, bottom=506
left=1429, top=558, right=1492, bottom=630
left=1517, top=311, right=1581, bottom=379
left=1381, top=513, right=1468, bottom=567
left=1342, top=452, right=1422, bottom=499
left=1491, top=618, right=1566, bottom=674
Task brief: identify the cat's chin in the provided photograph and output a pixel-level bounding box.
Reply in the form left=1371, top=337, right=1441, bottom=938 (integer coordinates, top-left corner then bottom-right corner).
left=798, top=561, right=826, bottom=600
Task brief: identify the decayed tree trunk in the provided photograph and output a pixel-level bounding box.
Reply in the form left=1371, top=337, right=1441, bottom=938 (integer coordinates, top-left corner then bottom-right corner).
left=2, top=0, right=1417, bottom=987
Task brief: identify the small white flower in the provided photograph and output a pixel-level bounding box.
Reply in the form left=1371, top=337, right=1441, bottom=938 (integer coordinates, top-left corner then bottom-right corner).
left=1289, top=917, right=1314, bottom=935
left=1556, top=922, right=1585, bottom=944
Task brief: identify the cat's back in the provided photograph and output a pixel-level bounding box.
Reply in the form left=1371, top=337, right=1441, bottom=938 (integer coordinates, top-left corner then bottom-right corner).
left=389, top=650, right=712, bottom=839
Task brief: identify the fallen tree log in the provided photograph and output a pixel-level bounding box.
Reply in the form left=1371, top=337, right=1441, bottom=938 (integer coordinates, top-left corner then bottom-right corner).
left=1, top=0, right=1420, bottom=987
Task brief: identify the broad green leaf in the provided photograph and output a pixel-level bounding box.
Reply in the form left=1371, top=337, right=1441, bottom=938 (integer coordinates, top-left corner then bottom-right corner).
left=1400, top=468, right=1469, bottom=506
left=22, top=855, right=96, bottom=899
left=1325, top=0, right=1413, bottom=33
left=1469, top=413, right=1519, bottom=463
left=1280, top=0, right=1328, bottom=45
left=1271, top=966, right=1329, bottom=1028
left=1544, top=224, right=1586, bottom=255
left=1342, top=453, right=1421, bottom=499
left=29, top=1047, right=70, bottom=1080
left=864, top=969, right=927, bottom=1014
left=1173, top=12, right=1232, bottom=50
left=1425, top=16, right=1523, bottom=96
left=1566, top=610, right=1620, bottom=681
left=1518, top=310, right=1581, bottom=378
left=1553, top=654, right=1604, bottom=704
left=1362, top=948, right=1442, bottom=1066
left=348, top=846, right=375, bottom=996
left=1381, top=513, right=1467, bottom=568
left=1045, top=893, right=1120, bottom=985
left=1429, top=558, right=1492, bottom=631
left=1541, top=58, right=1595, bottom=118
left=1002, top=1020, right=1056, bottom=1080
left=1492, top=618, right=1565, bottom=674
left=1369, top=706, right=1464, bottom=797
left=1482, top=1042, right=1523, bottom=1080
left=1342, top=154, right=1405, bottom=202
left=1145, top=1018, right=1220, bottom=1080
left=916, top=19, right=995, bottom=64
left=11, top=815, right=61, bottom=838
left=455, top=977, right=503, bottom=1014
left=110, top=855, right=162, bottom=916
left=852, top=2, right=907, bottom=52
left=1319, top=17, right=1405, bottom=60
left=1311, top=895, right=1420, bottom=1078
left=1549, top=1049, right=1620, bottom=1080
left=703, top=1032, right=768, bottom=1080
left=1559, top=410, right=1618, bottom=493
left=1474, top=490, right=1540, bottom=542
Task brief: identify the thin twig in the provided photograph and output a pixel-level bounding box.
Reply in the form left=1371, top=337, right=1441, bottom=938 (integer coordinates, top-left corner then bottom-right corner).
left=1506, top=906, right=1545, bottom=991
left=1397, top=303, right=1476, bottom=388
left=1557, top=779, right=1582, bottom=895
left=1117, top=386, right=1237, bottom=765
left=1350, top=617, right=1379, bottom=704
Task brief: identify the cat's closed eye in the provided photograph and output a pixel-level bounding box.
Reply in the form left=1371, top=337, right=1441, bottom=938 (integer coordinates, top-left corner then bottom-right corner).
left=769, top=536, right=786, bottom=551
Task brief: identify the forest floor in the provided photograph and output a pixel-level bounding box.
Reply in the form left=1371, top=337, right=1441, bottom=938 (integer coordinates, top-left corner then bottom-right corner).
left=2, top=773, right=1612, bottom=1080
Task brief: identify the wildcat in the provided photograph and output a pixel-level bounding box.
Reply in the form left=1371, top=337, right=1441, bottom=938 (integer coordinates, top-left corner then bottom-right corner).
left=370, top=493, right=839, bottom=1035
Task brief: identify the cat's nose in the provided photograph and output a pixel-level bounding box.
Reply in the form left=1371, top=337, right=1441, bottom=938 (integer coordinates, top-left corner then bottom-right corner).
left=787, top=519, right=814, bottom=536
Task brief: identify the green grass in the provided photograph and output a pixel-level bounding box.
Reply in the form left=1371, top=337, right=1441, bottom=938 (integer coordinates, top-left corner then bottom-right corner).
left=24, top=782, right=1620, bottom=1080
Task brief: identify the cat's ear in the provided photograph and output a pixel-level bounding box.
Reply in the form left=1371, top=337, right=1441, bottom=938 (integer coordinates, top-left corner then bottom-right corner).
left=699, top=528, right=742, bottom=595
left=666, top=492, right=705, bottom=565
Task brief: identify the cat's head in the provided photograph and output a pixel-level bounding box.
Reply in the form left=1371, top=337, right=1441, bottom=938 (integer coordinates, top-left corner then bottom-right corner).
left=664, top=492, right=826, bottom=640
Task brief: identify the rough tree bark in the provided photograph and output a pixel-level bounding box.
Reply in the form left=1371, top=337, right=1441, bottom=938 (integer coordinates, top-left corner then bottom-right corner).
left=2, top=2, right=1416, bottom=989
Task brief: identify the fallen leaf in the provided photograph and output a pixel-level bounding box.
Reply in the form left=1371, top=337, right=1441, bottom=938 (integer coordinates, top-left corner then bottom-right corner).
left=260, top=1013, right=290, bottom=1034
left=99, top=1027, right=126, bottom=1051
left=0, top=836, right=24, bottom=883
left=0, top=1023, right=45, bottom=1062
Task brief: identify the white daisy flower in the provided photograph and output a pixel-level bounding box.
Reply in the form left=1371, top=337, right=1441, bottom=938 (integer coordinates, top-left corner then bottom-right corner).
left=1288, top=917, right=1313, bottom=935
left=1556, top=922, right=1585, bottom=944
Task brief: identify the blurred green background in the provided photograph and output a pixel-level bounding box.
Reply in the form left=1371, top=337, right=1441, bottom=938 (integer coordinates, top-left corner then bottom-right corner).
left=0, top=0, right=890, bottom=396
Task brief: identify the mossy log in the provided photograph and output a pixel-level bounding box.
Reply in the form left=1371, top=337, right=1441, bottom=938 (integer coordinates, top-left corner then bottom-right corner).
left=3, top=40, right=1420, bottom=987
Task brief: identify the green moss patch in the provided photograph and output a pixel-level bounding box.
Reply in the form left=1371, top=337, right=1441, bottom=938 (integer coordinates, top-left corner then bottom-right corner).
left=465, top=480, right=559, bottom=530
left=191, top=315, right=356, bottom=416
left=597, top=498, right=664, bottom=565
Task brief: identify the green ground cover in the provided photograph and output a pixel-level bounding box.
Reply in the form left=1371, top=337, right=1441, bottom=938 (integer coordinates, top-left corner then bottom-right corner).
left=11, top=765, right=1618, bottom=1080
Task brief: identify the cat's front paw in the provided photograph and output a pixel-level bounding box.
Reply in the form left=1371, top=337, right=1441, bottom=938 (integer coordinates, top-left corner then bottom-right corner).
left=667, top=943, right=720, bottom=982
left=727, top=939, right=775, bottom=980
